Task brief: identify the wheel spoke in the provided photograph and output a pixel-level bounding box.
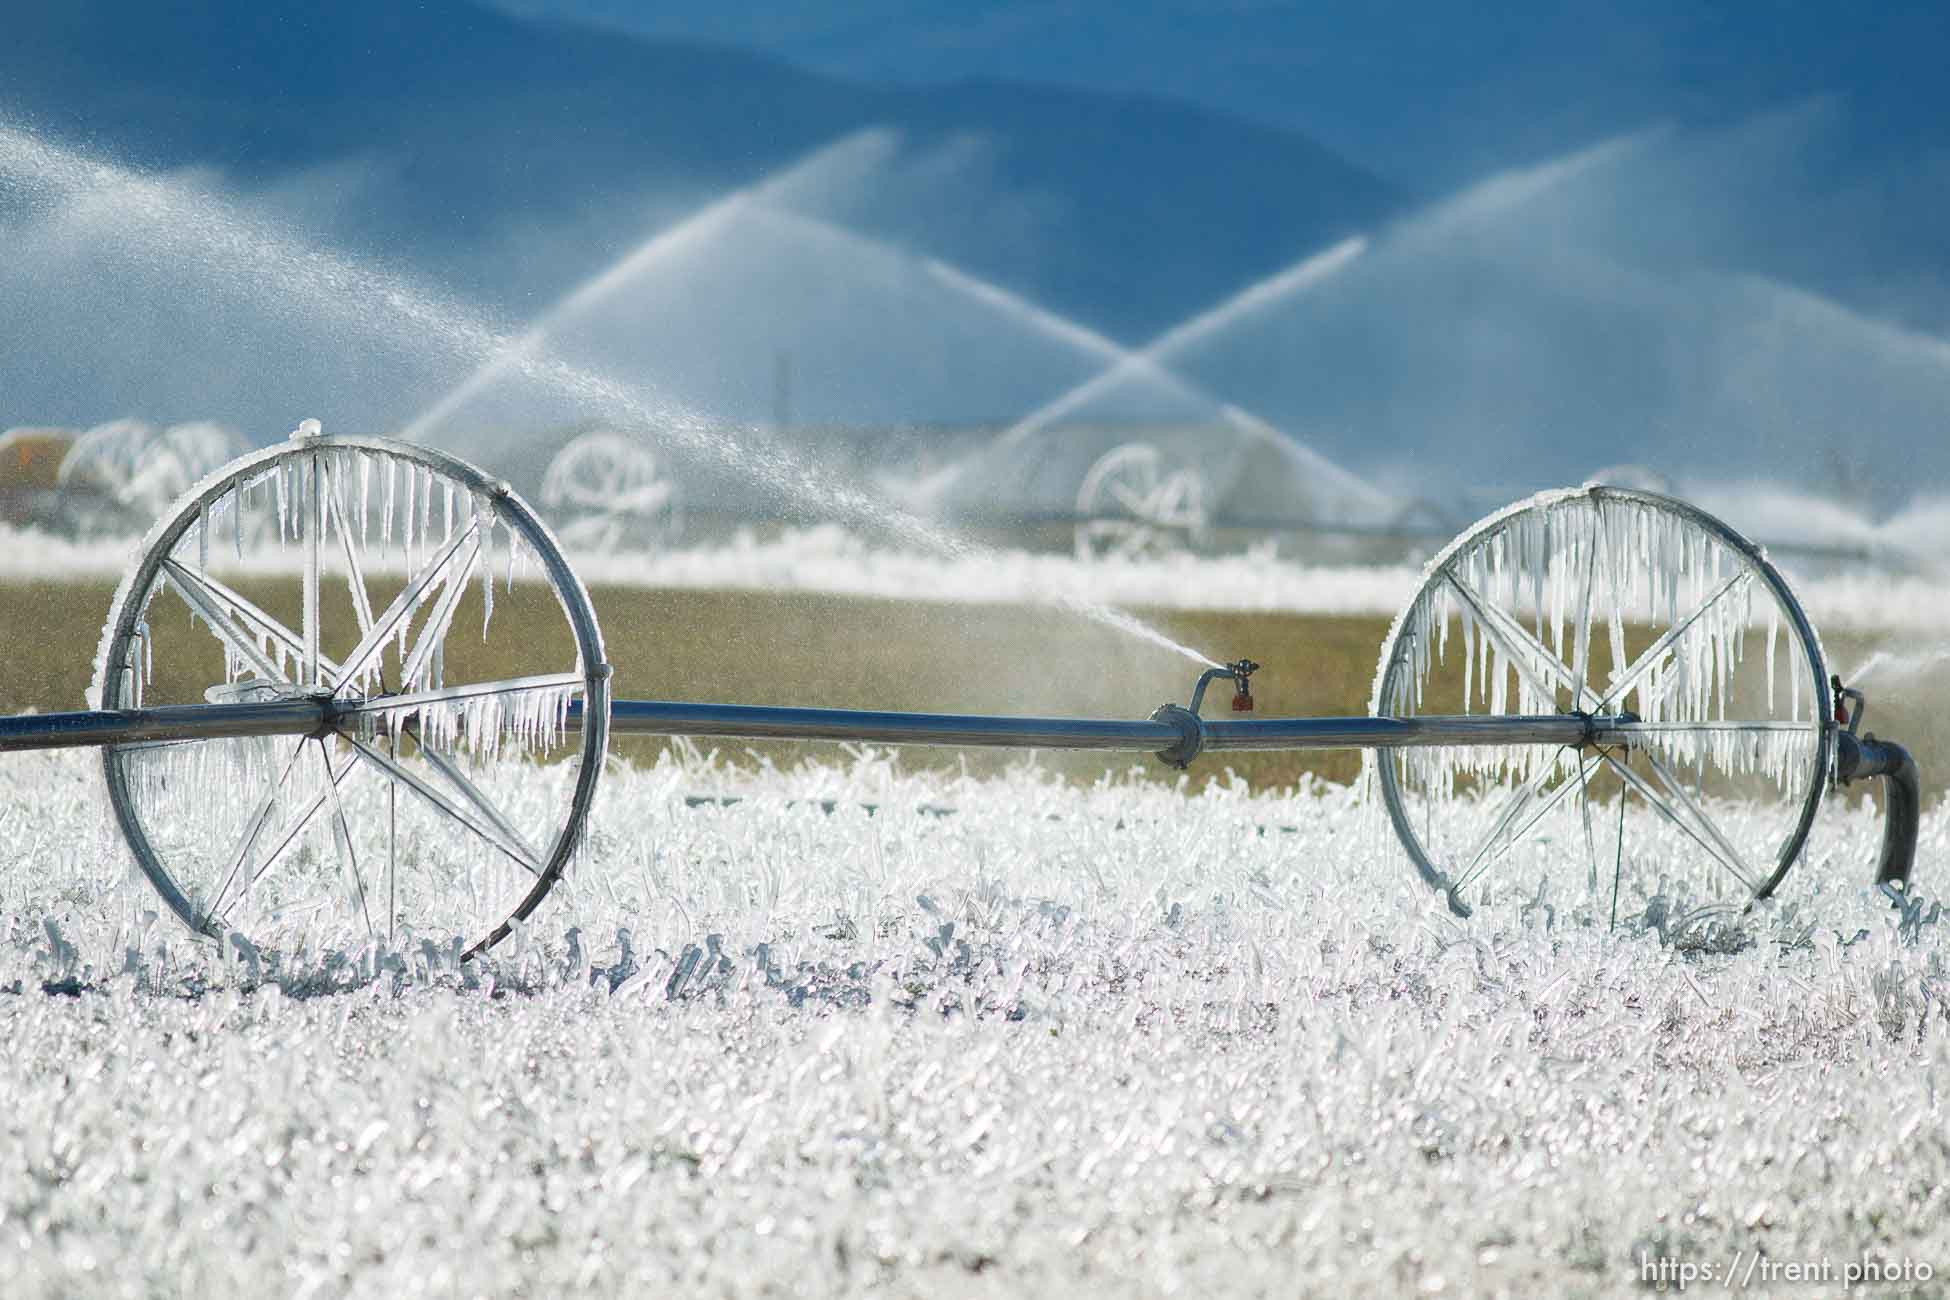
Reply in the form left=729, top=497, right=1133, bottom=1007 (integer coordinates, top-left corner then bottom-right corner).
left=386, top=732, right=399, bottom=951
left=110, top=738, right=206, bottom=754
left=1575, top=748, right=1601, bottom=892
left=1594, top=720, right=1808, bottom=739
left=338, top=735, right=543, bottom=877
left=161, top=559, right=343, bottom=680
left=1444, top=572, right=1594, bottom=709
left=161, top=560, right=291, bottom=685
left=315, top=740, right=375, bottom=939
left=327, top=484, right=375, bottom=638
left=1091, top=518, right=1155, bottom=557
left=333, top=519, right=479, bottom=694
left=1500, top=755, right=1604, bottom=871
left=1570, top=504, right=1602, bottom=703
left=200, top=737, right=309, bottom=926
left=1596, top=750, right=1756, bottom=893
left=1108, top=482, right=1151, bottom=515
left=1635, top=746, right=1758, bottom=889
left=413, top=734, right=547, bottom=868
left=1594, top=570, right=1752, bottom=713
left=303, top=453, right=323, bottom=688
left=332, top=671, right=584, bottom=720
left=218, top=752, right=363, bottom=923
left=1448, top=762, right=1552, bottom=892
left=397, top=535, right=481, bottom=691
left=1452, top=752, right=1601, bottom=895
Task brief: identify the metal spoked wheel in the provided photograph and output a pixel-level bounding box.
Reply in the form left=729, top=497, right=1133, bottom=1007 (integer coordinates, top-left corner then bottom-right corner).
left=1074, top=442, right=1207, bottom=561
left=1371, top=486, right=1831, bottom=924
left=58, top=419, right=252, bottom=532
left=540, top=430, right=679, bottom=551
left=92, top=428, right=611, bottom=960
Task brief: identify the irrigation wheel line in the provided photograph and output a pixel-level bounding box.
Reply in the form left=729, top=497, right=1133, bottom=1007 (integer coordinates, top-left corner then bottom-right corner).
left=91, top=430, right=611, bottom=959
left=0, top=426, right=1918, bottom=960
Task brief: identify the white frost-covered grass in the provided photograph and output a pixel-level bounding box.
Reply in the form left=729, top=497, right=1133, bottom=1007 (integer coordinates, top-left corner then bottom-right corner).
left=2, top=744, right=1947, bottom=1297
left=5, top=519, right=1949, bottom=632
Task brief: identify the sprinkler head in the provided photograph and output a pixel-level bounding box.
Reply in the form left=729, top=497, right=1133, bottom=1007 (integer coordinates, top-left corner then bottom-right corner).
left=1228, top=658, right=1258, bottom=711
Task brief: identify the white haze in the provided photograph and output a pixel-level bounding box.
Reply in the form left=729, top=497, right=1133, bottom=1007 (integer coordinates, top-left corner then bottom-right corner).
left=4, top=108, right=1949, bottom=523
left=1021, top=114, right=1950, bottom=510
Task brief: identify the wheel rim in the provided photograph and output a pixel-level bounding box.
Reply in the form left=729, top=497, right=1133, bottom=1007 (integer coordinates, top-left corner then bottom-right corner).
left=541, top=431, right=677, bottom=550
left=1370, top=485, right=1831, bottom=922
left=93, top=432, right=611, bottom=960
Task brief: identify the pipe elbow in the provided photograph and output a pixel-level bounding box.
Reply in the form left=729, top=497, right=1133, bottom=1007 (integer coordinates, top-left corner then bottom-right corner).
left=1836, top=731, right=1921, bottom=890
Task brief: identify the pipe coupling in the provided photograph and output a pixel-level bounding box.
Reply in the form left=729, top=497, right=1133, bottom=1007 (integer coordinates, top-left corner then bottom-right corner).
left=1151, top=703, right=1205, bottom=769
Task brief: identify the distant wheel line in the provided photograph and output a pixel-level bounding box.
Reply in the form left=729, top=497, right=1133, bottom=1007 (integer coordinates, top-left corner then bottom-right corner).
left=540, top=430, right=680, bottom=550
left=1074, top=442, right=1208, bottom=562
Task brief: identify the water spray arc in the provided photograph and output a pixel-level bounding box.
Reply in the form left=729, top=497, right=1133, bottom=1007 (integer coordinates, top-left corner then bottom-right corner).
left=991, top=236, right=1367, bottom=456
left=914, top=251, right=1393, bottom=516
left=0, top=120, right=1218, bottom=668
left=401, top=130, right=901, bottom=444
left=983, top=132, right=1664, bottom=485
left=405, top=161, right=1312, bottom=486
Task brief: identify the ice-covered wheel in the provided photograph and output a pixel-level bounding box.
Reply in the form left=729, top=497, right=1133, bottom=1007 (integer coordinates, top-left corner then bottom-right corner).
left=1370, top=486, right=1831, bottom=924
left=1074, top=442, right=1207, bottom=561
left=92, top=426, right=611, bottom=960
left=540, top=430, right=679, bottom=550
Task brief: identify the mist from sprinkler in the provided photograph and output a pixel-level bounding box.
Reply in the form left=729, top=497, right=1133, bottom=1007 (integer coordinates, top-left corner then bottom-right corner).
left=0, top=119, right=1221, bottom=669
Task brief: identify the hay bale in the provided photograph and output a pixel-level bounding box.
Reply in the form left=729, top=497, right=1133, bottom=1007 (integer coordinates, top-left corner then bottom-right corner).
left=0, top=427, right=74, bottom=491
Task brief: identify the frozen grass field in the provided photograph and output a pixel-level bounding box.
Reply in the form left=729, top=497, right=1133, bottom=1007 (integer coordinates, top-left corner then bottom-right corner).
left=2, top=739, right=1947, bottom=1297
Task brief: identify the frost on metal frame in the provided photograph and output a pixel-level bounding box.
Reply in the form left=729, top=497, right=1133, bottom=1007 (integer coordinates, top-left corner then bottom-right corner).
left=1369, top=486, right=1829, bottom=910
left=1380, top=490, right=1817, bottom=794
left=88, top=437, right=601, bottom=951
left=155, top=447, right=547, bottom=717
left=71, top=429, right=1860, bottom=955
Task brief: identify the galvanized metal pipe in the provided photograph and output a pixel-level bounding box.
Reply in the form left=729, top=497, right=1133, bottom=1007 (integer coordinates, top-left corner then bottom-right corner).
left=602, top=699, right=1183, bottom=751
left=0, top=697, right=1617, bottom=757
left=1200, top=714, right=1591, bottom=752
left=0, top=699, right=329, bottom=752
left=599, top=700, right=1594, bottom=754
